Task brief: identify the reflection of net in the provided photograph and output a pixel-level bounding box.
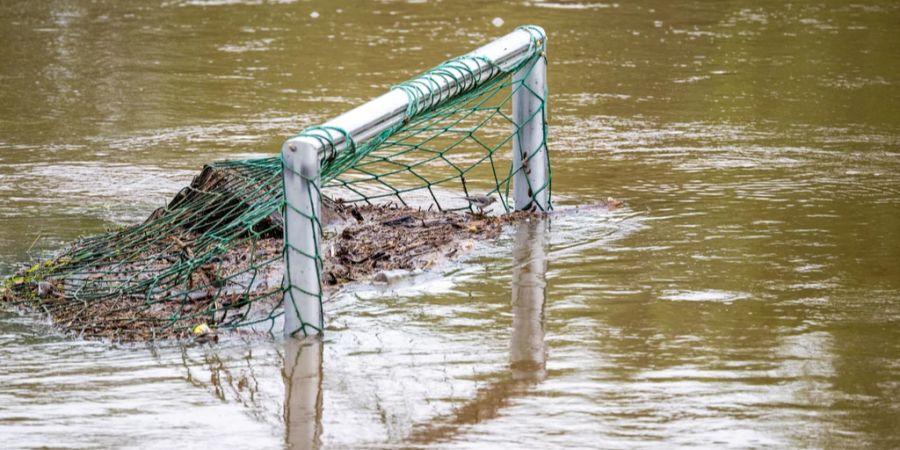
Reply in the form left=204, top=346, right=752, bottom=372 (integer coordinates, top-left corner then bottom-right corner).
left=3, top=28, right=550, bottom=341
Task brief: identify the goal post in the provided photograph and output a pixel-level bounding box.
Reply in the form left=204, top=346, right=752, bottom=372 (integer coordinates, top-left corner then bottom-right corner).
left=281, top=25, right=549, bottom=338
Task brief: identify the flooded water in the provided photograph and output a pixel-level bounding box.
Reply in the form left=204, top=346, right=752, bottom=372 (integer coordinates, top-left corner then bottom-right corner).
left=2, top=0, right=900, bottom=448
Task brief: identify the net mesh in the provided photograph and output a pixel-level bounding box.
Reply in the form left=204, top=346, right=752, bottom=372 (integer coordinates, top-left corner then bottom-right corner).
left=1, top=27, right=550, bottom=340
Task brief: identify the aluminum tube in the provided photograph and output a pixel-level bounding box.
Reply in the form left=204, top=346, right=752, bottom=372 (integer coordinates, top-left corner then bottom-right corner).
left=283, top=26, right=545, bottom=160
left=511, top=41, right=549, bottom=211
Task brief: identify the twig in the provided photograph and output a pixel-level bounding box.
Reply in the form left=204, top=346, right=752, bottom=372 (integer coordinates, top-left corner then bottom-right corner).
left=25, top=230, right=43, bottom=261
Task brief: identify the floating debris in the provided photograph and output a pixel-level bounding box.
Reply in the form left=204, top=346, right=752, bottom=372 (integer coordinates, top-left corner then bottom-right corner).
left=0, top=159, right=619, bottom=342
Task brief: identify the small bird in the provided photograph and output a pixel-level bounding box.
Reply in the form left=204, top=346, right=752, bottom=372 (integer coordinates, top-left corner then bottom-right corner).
left=463, top=194, right=497, bottom=215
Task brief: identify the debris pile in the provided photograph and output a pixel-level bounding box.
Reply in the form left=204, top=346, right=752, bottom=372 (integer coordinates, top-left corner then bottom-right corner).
left=322, top=204, right=529, bottom=285
left=1, top=201, right=531, bottom=341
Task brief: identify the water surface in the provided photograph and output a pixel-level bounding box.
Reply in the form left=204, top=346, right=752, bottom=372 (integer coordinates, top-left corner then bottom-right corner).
left=1, top=1, right=899, bottom=448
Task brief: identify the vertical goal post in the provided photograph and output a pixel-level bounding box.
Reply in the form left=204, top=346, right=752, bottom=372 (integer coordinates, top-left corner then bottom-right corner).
left=282, top=25, right=549, bottom=338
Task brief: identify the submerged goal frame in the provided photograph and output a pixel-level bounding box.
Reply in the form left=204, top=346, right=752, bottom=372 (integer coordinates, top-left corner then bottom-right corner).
left=281, top=26, right=549, bottom=337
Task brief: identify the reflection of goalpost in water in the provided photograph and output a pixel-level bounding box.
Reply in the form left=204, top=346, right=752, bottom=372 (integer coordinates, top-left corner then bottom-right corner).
left=282, top=26, right=551, bottom=337
left=284, top=220, right=550, bottom=447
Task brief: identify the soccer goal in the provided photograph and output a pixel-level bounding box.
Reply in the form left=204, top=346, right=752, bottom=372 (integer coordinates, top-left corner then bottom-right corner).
left=1, top=26, right=549, bottom=341
left=282, top=25, right=550, bottom=337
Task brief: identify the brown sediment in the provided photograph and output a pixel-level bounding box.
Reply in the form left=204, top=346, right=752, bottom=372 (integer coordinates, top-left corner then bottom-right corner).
left=0, top=203, right=537, bottom=342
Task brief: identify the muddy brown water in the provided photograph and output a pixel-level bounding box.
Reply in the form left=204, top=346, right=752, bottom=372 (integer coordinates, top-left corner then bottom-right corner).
left=1, top=1, right=899, bottom=448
